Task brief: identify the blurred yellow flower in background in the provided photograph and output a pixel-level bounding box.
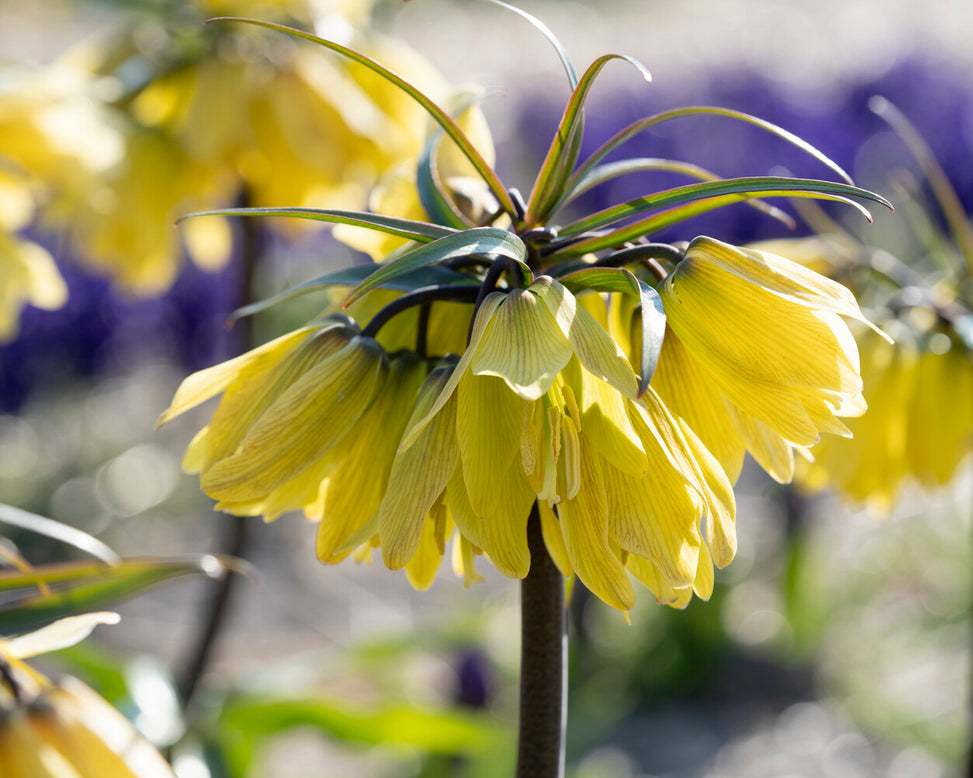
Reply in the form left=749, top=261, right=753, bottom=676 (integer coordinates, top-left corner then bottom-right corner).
left=0, top=622, right=175, bottom=778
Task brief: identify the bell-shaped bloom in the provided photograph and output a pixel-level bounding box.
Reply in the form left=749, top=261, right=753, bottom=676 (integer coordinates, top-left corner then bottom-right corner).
left=158, top=315, right=389, bottom=518
left=655, top=236, right=884, bottom=482
left=374, top=276, right=737, bottom=612
left=798, top=325, right=973, bottom=510
left=0, top=639, right=175, bottom=777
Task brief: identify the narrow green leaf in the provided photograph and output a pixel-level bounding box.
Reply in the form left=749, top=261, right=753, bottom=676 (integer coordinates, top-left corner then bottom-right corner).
left=557, top=176, right=891, bottom=239
left=526, top=53, right=652, bottom=226
left=870, top=95, right=973, bottom=276
left=559, top=157, right=795, bottom=228
left=231, top=264, right=478, bottom=322
left=208, top=18, right=516, bottom=218
left=0, top=504, right=118, bottom=564
left=565, top=105, right=857, bottom=202
left=0, top=556, right=231, bottom=636
left=416, top=132, right=473, bottom=229
left=554, top=190, right=879, bottom=259
left=220, top=695, right=503, bottom=754
left=480, top=0, right=578, bottom=88
left=344, top=228, right=529, bottom=306
left=176, top=207, right=455, bottom=242
left=559, top=267, right=665, bottom=395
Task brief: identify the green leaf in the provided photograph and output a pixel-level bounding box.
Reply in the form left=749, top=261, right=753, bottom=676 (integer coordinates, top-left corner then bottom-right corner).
left=566, top=105, right=857, bottom=199
left=554, top=191, right=876, bottom=258
left=556, top=176, right=892, bottom=239
left=559, top=267, right=665, bottom=395
left=558, top=157, right=795, bottom=228
left=344, top=228, right=529, bottom=306
left=219, top=694, right=503, bottom=754
left=0, top=504, right=118, bottom=563
left=526, top=53, right=651, bottom=226
left=479, top=0, right=578, bottom=89
left=0, top=556, right=232, bottom=636
left=417, top=132, right=474, bottom=230
left=209, top=17, right=516, bottom=219
left=177, top=207, right=455, bottom=242
left=231, top=264, right=478, bottom=322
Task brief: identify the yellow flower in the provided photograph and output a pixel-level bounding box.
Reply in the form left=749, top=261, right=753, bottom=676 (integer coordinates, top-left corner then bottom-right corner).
left=0, top=640, right=175, bottom=778
left=0, top=172, right=67, bottom=340
left=798, top=325, right=973, bottom=510
left=654, top=236, right=883, bottom=483
left=376, top=276, right=736, bottom=611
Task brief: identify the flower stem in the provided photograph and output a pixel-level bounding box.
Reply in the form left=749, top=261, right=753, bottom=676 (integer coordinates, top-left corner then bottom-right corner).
left=517, top=503, right=567, bottom=778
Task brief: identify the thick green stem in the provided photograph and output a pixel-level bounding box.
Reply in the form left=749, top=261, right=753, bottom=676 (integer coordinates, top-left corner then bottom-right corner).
left=516, top=503, right=567, bottom=778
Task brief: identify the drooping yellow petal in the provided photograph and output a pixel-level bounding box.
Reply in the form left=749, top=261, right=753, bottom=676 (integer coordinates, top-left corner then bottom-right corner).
left=201, top=337, right=386, bottom=501
left=452, top=534, right=486, bottom=588
left=380, top=367, right=460, bottom=569
left=470, top=288, right=574, bottom=400
left=573, top=363, right=647, bottom=477
left=456, top=372, right=529, bottom=515
left=625, top=554, right=692, bottom=609
left=156, top=324, right=318, bottom=426
left=315, top=354, right=426, bottom=561
left=532, top=276, right=639, bottom=399
left=447, top=459, right=532, bottom=579
left=686, top=236, right=889, bottom=339
left=181, top=426, right=209, bottom=474
left=399, top=292, right=504, bottom=451
left=602, top=455, right=701, bottom=588
left=729, top=406, right=795, bottom=484
left=556, top=436, right=635, bottom=612
left=651, top=327, right=745, bottom=483
left=632, top=389, right=737, bottom=568
left=404, top=495, right=453, bottom=591
left=203, top=324, right=358, bottom=470
left=692, top=542, right=715, bottom=601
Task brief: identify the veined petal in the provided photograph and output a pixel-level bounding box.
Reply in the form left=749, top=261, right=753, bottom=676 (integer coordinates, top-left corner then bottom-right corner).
left=557, top=436, right=635, bottom=612
left=380, top=367, right=460, bottom=570
left=729, top=406, right=796, bottom=484
left=651, top=328, right=745, bottom=482
left=156, top=324, right=318, bottom=426
left=399, top=292, right=504, bottom=451
left=603, top=456, right=701, bottom=588
left=447, top=459, right=532, bottom=579
left=201, top=337, right=386, bottom=501
left=575, top=362, right=647, bottom=476
left=626, top=554, right=692, bottom=609
left=632, top=389, right=737, bottom=568
left=203, top=324, right=358, bottom=470
left=687, top=236, right=889, bottom=339
left=470, top=288, right=573, bottom=400
left=532, top=276, right=639, bottom=399
left=315, top=354, right=427, bottom=561
left=404, top=495, right=453, bottom=591
left=692, top=542, right=715, bottom=601
left=457, top=372, right=530, bottom=515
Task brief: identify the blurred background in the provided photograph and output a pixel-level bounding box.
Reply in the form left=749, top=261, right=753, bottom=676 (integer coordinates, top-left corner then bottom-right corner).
left=1, top=1, right=971, bottom=776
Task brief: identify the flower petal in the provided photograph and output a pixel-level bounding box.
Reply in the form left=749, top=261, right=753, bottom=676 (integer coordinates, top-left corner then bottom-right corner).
left=380, top=367, right=460, bottom=569
left=201, top=337, right=386, bottom=501
left=557, top=436, right=635, bottom=611
left=470, top=288, right=573, bottom=400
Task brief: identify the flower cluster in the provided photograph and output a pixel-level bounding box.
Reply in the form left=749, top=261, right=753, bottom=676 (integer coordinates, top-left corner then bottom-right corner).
left=159, top=8, right=889, bottom=612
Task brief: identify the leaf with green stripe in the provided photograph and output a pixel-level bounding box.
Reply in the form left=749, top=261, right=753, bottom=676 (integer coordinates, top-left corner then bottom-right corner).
left=344, top=228, right=529, bottom=306
left=526, top=53, right=652, bottom=226
left=563, top=105, right=858, bottom=206
left=208, top=17, right=516, bottom=219
left=557, top=176, right=892, bottom=239
left=0, top=557, right=235, bottom=636
left=231, top=264, right=478, bottom=322
left=177, top=207, right=455, bottom=242
left=560, top=267, right=665, bottom=396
